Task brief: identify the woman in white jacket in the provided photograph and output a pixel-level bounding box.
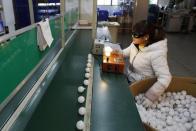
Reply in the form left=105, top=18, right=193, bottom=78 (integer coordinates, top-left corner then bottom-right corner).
left=123, top=20, right=172, bottom=106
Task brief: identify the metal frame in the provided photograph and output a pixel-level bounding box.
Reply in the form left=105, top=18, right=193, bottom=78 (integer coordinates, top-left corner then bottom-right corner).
left=0, top=15, right=62, bottom=111
left=2, top=45, right=64, bottom=131
left=60, top=0, right=65, bottom=48
left=28, top=0, right=35, bottom=24
left=83, top=56, right=94, bottom=131
left=92, top=0, right=97, bottom=39
left=79, top=0, right=81, bottom=20
left=0, top=0, right=77, bottom=110
left=0, top=39, right=61, bottom=129
left=0, top=0, right=85, bottom=129
left=1, top=30, right=78, bottom=130
left=0, top=15, right=63, bottom=130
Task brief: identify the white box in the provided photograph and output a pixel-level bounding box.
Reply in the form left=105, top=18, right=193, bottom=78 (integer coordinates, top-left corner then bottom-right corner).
left=92, top=39, right=105, bottom=55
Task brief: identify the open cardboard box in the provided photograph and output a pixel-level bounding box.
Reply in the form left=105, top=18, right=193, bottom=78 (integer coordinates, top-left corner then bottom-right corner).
left=129, top=76, right=196, bottom=131
left=78, top=20, right=91, bottom=26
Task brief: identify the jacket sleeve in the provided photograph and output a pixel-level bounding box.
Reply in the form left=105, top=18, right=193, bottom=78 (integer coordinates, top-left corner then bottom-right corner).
left=122, top=44, right=131, bottom=57
left=145, top=54, right=172, bottom=101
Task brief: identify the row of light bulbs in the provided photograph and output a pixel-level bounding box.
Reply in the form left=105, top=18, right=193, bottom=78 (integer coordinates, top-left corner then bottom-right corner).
left=76, top=54, right=93, bottom=130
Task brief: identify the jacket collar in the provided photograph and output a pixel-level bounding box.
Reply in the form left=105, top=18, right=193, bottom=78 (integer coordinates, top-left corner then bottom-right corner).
left=132, top=39, right=168, bottom=53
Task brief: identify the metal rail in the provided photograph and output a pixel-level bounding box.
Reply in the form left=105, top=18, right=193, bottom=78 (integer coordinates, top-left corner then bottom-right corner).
left=0, top=30, right=77, bottom=112
left=0, top=15, right=61, bottom=44
left=0, top=15, right=76, bottom=111
left=2, top=46, right=63, bottom=131
left=84, top=56, right=94, bottom=131
left=0, top=17, right=78, bottom=112
left=1, top=30, right=78, bottom=131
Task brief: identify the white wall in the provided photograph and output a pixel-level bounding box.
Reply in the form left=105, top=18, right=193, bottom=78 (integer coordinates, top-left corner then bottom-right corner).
left=80, top=0, right=93, bottom=23
left=2, top=0, right=15, bottom=33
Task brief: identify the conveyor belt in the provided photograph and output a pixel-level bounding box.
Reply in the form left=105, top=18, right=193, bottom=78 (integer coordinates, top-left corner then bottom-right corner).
left=23, top=30, right=93, bottom=131
left=91, top=58, right=145, bottom=131
left=7, top=30, right=144, bottom=131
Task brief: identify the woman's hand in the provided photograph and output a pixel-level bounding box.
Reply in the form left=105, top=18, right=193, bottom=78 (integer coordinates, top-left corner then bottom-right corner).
left=142, top=97, right=153, bottom=108
left=145, top=81, right=170, bottom=102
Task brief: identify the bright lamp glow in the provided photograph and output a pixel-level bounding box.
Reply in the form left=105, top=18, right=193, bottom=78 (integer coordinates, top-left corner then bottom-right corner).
left=104, top=46, right=113, bottom=57
left=105, top=52, right=111, bottom=57
left=104, top=46, right=113, bottom=62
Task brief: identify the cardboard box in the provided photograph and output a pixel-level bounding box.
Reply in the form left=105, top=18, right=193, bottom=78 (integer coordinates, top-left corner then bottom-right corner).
left=78, top=20, right=90, bottom=26
left=129, top=76, right=196, bottom=131
left=102, top=51, right=125, bottom=73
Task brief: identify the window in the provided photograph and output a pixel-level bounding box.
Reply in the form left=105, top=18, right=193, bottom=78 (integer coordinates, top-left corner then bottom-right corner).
left=149, top=0, right=158, bottom=4
left=97, top=0, right=111, bottom=5
left=97, top=0, right=120, bottom=6
left=112, top=0, right=118, bottom=5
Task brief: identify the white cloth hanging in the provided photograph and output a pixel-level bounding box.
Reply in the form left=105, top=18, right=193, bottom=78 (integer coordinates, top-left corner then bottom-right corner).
left=37, top=18, right=53, bottom=51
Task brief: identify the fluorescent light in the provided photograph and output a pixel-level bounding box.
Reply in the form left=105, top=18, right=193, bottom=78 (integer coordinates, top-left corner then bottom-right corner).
left=38, top=3, right=60, bottom=7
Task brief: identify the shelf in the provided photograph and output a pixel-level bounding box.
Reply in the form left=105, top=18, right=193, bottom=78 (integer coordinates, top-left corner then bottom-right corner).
left=72, top=22, right=92, bottom=30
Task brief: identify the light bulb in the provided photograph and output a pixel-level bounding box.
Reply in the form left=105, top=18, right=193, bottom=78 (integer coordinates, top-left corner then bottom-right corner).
left=85, top=67, right=90, bottom=73
left=83, top=80, right=89, bottom=86
left=104, top=46, right=113, bottom=57
left=184, top=123, right=192, bottom=130
left=88, top=54, right=92, bottom=58
left=78, top=86, right=85, bottom=93
left=87, top=63, right=91, bottom=68
left=78, top=96, right=85, bottom=103
left=104, top=46, right=113, bottom=53
left=87, top=59, right=91, bottom=63
left=85, top=73, right=90, bottom=78
left=78, top=107, right=86, bottom=115
left=105, top=52, right=111, bottom=57
left=76, top=120, right=85, bottom=130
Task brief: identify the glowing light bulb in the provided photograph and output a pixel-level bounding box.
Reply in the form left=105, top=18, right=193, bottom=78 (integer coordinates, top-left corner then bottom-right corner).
left=105, top=52, right=111, bottom=57
left=104, top=46, right=113, bottom=58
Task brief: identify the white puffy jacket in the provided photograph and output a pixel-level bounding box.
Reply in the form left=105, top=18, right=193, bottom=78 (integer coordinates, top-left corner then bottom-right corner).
left=123, top=39, right=172, bottom=101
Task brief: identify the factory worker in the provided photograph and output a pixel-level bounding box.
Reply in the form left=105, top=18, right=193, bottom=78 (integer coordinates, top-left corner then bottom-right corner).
left=123, top=20, right=172, bottom=106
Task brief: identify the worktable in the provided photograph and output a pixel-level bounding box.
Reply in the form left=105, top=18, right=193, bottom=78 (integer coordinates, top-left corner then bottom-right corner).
left=91, top=57, right=145, bottom=131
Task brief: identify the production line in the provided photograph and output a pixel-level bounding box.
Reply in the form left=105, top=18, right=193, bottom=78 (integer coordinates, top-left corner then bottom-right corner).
left=0, top=0, right=196, bottom=130
left=0, top=30, right=145, bottom=131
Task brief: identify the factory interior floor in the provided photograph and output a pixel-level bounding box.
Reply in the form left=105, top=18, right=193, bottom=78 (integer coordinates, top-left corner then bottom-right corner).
left=117, top=32, right=196, bottom=77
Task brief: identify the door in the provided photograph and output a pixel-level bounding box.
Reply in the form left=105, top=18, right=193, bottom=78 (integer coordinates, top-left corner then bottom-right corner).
left=132, top=0, right=148, bottom=26
left=13, top=0, right=31, bottom=29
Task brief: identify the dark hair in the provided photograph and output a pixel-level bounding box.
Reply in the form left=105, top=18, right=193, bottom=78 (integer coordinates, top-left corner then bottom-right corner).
left=132, top=20, right=165, bottom=45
